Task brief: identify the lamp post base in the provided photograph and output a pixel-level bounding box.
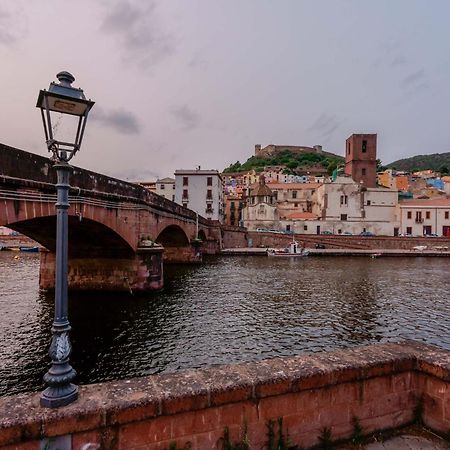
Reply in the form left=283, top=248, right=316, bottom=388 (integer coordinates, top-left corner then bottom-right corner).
left=40, top=384, right=78, bottom=408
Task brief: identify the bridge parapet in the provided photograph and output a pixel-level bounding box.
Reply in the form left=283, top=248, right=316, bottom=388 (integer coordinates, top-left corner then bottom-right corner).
left=0, top=143, right=214, bottom=226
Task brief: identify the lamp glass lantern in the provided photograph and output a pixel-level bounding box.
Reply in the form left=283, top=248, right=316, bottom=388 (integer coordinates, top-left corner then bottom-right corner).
left=36, top=71, right=94, bottom=162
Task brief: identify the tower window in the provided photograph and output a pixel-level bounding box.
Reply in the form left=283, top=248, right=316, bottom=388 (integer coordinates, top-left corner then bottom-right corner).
left=362, top=168, right=367, bottom=176
left=362, top=140, right=367, bottom=153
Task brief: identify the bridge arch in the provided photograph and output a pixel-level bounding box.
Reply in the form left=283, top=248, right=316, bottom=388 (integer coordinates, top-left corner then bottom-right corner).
left=7, top=216, right=134, bottom=257
left=198, top=229, right=207, bottom=242
left=155, top=225, right=190, bottom=247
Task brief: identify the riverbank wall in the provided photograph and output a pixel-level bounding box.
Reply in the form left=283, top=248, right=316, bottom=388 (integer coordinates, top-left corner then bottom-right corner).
left=232, top=231, right=450, bottom=251
left=0, top=341, right=448, bottom=449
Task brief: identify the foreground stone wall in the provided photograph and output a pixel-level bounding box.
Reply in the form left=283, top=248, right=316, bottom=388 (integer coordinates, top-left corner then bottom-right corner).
left=0, top=342, right=448, bottom=449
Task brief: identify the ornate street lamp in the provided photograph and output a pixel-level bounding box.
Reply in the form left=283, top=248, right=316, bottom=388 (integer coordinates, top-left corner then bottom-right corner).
left=36, top=71, right=94, bottom=408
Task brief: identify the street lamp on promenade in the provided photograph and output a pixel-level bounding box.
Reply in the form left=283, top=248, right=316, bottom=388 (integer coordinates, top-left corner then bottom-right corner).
left=36, top=72, right=94, bottom=408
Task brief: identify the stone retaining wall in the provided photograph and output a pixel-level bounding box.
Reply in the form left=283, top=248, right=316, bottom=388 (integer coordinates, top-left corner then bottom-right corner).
left=0, top=342, right=448, bottom=449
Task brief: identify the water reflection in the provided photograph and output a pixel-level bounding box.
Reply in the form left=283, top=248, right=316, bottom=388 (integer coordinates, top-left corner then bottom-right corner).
left=0, top=253, right=449, bottom=397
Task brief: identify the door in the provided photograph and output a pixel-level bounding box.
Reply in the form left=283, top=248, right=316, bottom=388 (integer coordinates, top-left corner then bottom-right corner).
left=423, top=225, right=432, bottom=235
left=316, top=225, right=321, bottom=235
left=443, top=226, right=450, bottom=237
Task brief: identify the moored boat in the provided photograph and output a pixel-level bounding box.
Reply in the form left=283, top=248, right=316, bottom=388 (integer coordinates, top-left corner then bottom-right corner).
left=267, top=241, right=309, bottom=257
left=19, top=246, right=39, bottom=253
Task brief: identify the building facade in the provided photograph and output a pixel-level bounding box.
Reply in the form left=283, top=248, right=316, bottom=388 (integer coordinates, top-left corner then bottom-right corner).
left=315, top=175, right=399, bottom=235
left=241, top=177, right=278, bottom=230
left=174, top=169, right=224, bottom=222
left=399, top=199, right=450, bottom=236
left=155, top=177, right=175, bottom=201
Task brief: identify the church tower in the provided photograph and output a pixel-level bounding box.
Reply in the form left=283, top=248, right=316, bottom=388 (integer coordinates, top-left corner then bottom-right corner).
left=344, top=134, right=377, bottom=188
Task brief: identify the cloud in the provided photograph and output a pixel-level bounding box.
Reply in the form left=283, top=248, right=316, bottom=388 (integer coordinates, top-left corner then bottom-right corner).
left=0, top=6, right=24, bottom=45
left=308, top=114, right=341, bottom=139
left=188, top=53, right=208, bottom=70
left=390, top=55, right=406, bottom=67
left=99, top=0, right=175, bottom=69
left=171, top=105, right=200, bottom=131
left=401, top=69, right=426, bottom=88
left=112, top=167, right=160, bottom=182
left=91, top=107, right=141, bottom=134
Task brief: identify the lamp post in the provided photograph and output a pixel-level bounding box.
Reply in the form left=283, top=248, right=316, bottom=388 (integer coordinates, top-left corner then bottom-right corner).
left=36, top=71, right=94, bottom=408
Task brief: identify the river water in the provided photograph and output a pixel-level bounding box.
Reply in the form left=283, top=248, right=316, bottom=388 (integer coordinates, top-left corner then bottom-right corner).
left=0, top=252, right=449, bottom=397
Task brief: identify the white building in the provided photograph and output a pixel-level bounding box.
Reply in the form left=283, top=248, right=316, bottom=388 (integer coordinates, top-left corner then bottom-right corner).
left=314, top=175, right=399, bottom=235
left=174, top=169, right=224, bottom=222
left=156, top=177, right=175, bottom=201
left=399, top=198, right=450, bottom=236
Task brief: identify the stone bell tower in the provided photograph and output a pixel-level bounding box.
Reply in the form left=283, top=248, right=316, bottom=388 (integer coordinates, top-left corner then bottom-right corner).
left=344, top=134, right=377, bottom=188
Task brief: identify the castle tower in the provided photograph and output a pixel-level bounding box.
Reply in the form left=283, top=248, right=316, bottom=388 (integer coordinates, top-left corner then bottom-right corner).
left=344, top=134, right=377, bottom=188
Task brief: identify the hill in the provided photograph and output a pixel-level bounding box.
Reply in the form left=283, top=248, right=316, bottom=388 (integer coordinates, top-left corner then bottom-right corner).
left=223, top=149, right=344, bottom=175
left=387, top=152, right=450, bottom=173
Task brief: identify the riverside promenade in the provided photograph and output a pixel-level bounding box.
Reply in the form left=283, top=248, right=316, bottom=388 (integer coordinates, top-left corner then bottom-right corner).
left=221, top=247, right=450, bottom=257
left=0, top=341, right=448, bottom=449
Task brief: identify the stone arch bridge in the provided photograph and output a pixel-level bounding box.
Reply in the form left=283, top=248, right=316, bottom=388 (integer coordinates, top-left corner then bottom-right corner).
left=0, top=144, right=222, bottom=292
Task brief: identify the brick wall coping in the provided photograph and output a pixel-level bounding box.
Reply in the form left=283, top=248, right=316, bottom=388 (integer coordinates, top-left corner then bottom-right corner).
left=0, top=341, right=448, bottom=446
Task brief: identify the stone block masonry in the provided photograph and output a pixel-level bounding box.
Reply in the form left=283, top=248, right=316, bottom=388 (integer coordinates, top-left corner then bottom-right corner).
left=0, top=342, right=448, bottom=449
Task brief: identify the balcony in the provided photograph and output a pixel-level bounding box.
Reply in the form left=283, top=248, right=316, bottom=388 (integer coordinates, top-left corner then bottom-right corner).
left=415, top=218, right=424, bottom=223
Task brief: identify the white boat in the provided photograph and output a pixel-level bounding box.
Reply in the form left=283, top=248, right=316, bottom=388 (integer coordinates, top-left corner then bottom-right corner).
left=267, top=241, right=309, bottom=257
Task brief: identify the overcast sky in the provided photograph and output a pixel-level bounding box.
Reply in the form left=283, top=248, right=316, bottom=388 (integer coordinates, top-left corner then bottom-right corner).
left=1, top=0, right=450, bottom=181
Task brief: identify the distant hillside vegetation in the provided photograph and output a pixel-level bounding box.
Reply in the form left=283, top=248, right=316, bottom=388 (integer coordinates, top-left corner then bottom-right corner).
left=387, top=152, right=450, bottom=172
left=223, top=150, right=344, bottom=175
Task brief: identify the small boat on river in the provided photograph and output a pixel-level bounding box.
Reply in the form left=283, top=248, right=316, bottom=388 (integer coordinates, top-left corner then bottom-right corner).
left=19, top=246, right=39, bottom=253
left=267, top=241, right=309, bottom=257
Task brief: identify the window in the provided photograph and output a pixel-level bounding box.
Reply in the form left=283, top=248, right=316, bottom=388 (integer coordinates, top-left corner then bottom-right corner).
left=207, top=176, right=212, bottom=186
left=303, top=225, right=308, bottom=231
left=286, top=225, right=291, bottom=232
left=341, top=214, right=347, bottom=221
left=340, top=195, right=348, bottom=205
left=362, top=140, right=367, bottom=153
left=426, top=211, right=431, bottom=220
left=347, top=142, right=351, bottom=155
left=172, top=195, right=175, bottom=201
left=367, top=200, right=371, bottom=206
left=173, top=185, right=175, bottom=190
left=207, top=189, right=212, bottom=199
left=292, top=191, right=297, bottom=199
left=362, top=168, right=367, bottom=176
left=230, top=201, right=235, bottom=210
left=160, top=184, right=165, bottom=190
left=445, top=211, right=449, bottom=220
left=406, top=226, right=412, bottom=234
left=206, top=204, right=213, bottom=213
left=182, top=202, right=188, bottom=208
left=415, top=211, right=422, bottom=222
left=407, top=211, right=412, bottom=219
left=182, top=189, right=188, bottom=199
left=294, top=203, right=298, bottom=207
left=183, top=177, right=188, bottom=186
left=273, top=191, right=278, bottom=200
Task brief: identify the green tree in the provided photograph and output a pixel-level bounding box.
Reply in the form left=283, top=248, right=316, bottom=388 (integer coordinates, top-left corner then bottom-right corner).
left=327, top=160, right=338, bottom=175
